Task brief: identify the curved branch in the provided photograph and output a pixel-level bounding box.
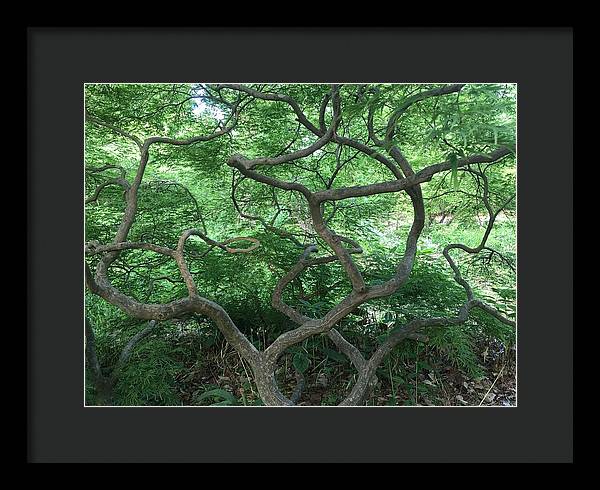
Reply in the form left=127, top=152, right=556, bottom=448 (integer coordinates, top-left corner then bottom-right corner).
left=86, top=102, right=262, bottom=370
left=86, top=262, right=261, bottom=364
left=110, top=320, right=159, bottom=382
left=232, top=122, right=337, bottom=170
left=85, top=111, right=143, bottom=149
left=216, top=83, right=322, bottom=135
left=87, top=164, right=127, bottom=180
left=384, top=84, right=465, bottom=142
left=231, top=176, right=306, bottom=248
left=271, top=241, right=362, bottom=327
left=327, top=328, right=367, bottom=372
left=86, top=241, right=176, bottom=258
left=85, top=178, right=131, bottom=204
left=313, top=147, right=512, bottom=203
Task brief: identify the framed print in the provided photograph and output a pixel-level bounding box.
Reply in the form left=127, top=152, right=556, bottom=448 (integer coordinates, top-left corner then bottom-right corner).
left=28, top=27, right=573, bottom=462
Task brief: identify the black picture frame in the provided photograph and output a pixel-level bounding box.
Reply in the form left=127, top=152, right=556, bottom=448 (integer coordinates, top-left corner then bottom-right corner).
left=27, top=27, right=573, bottom=463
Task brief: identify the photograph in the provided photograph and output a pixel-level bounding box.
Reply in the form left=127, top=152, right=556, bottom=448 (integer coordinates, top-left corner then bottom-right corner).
left=84, top=82, right=517, bottom=407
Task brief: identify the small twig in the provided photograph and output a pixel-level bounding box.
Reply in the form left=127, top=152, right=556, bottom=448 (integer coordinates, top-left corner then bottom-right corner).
left=478, top=362, right=506, bottom=406
left=414, top=343, right=419, bottom=405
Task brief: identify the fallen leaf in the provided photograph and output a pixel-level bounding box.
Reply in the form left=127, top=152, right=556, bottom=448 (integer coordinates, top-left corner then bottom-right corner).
left=456, top=395, right=468, bottom=405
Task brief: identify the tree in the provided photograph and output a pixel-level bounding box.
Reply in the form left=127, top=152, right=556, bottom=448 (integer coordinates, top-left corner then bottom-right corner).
left=85, top=83, right=516, bottom=406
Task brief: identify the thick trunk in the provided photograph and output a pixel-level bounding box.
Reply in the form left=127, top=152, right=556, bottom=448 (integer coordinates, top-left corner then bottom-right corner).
left=253, top=367, right=294, bottom=406
left=93, top=377, right=115, bottom=406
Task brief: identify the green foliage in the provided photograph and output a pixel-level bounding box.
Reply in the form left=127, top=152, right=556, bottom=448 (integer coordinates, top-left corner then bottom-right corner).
left=85, top=83, right=516, bottom=405
left=113, top=337, right=183, bottom=406
left=293, top=352, right=311, bottom=374
left=194, top=388, right=238, bottom=406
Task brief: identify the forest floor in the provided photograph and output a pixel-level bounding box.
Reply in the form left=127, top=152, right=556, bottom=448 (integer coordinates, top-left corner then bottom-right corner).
left=295, top=337, right=516, bottom=407
left=172, top=332, right=516, bottom=407
left=365, top=338, right=517, bottom=407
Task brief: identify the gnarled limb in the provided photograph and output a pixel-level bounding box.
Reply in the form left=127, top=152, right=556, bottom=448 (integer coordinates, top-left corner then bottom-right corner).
left=86, top=102, right=264, bottom=370
left=225, top=85, right=513, bottom=404
left=311, top=148, right=512, bottom=203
